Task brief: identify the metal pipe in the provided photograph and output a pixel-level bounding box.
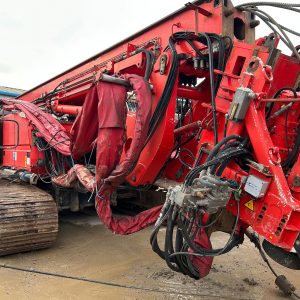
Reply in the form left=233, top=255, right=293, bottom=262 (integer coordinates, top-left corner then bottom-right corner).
left=174, top=121, right=202, bottom=137
left=63, top=75, right=95, bottom=90
left=177, top=85, right=203, bottom=100
left=0, top=91, right=21, bottom=98
left=100, top=74, right=131, bottom=88
left=56, top=74, right=131, bottom=98
left=0, top=169, right=38, bottom=185
left=267, top=102, right=293, bottom=121
left=262, top=98, right=300, bottom=103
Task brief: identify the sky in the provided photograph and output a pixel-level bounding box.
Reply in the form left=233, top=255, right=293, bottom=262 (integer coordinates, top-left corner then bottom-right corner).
left=0, top=0, right=298, bottom=90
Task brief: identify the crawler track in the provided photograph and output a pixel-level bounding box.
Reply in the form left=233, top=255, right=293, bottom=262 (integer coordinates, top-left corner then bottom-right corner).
left=0, top=180, right=58, bottom=256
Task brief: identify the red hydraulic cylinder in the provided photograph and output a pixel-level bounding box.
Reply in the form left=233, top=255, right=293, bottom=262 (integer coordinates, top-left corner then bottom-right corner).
left=55, top=104, right=82, bottom=115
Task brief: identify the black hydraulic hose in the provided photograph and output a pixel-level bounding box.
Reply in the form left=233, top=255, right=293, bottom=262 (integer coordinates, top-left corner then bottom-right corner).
left=266, top=87, right=297, bottom=119
left=175, top=31, right=220, bottom=145
left=150, top=230, right=165, bottom=259
left=32, top=81, right=63, bottom=104
left=136, top=49, right=155, bottom=81
left=185, top=147, right=246, bottom=186
left=174, top=209, right=199, bottom=278
left=146, top=37, right=179, bottom=144
left=206, top=135, right=243, bottom=162
left=150, top=203, right=172, bottom=260
left=174, top=227, right=189, bottom=275
left=176, top=202, right=241, bottom=257
left=184, top=244, right=201, bottom=279
left=209, top=139, right=249, bottom=166
left=196, top=211, right=223, bottom=229
left=198, top=32, right=218, bottom=145
left=209, top=141, right=244, bottom=174
left=207, top=33, right=226, bottom=92
left=147, top=31, right=228, bottom=148
left=185, top=39, right=208, bottom=61
left=174, top=220, right=199, bottom=278
left=215, top=150, right=250, bottom=176
left=164, top=205, right=180, bottom=272
left=178, top=210, right=200, bottom=278
left=223, top=36, right=234, bottom=62
left=150, top=203, right=199, bottom=279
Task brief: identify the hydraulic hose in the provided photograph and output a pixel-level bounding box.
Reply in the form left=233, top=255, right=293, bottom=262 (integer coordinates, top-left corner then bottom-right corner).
left=136, top=49, right=155, bottom=81
left=205, top=135, right=243, bottom=162
left=146, top=37, right=179, bottom=144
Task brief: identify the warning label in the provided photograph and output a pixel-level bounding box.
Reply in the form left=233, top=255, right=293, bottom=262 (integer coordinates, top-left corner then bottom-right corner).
left=244, top=199, right=254, bottom=211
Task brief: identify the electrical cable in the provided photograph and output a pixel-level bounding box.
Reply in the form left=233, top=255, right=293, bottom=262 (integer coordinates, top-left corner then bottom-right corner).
left=0, top=263, right=248, bottom=299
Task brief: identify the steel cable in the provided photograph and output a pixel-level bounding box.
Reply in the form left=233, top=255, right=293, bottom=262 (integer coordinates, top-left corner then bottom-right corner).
left=237, top=2, right=300, bottom=61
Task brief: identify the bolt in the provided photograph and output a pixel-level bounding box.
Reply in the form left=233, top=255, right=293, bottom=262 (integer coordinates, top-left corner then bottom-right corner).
left=292, top=175, right=300, bottom=187
left=195, top=191, right=205, bottom=198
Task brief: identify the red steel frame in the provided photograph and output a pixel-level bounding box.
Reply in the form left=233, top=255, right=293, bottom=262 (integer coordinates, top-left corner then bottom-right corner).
left=1, top=1, right=300, bottom=250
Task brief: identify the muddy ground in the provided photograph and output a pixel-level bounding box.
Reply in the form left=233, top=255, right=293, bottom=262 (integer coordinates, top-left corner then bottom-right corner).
left=0, top=210, right=299, bottom=300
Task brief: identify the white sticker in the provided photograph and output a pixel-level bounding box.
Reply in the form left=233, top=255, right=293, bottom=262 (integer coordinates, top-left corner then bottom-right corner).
left=12, top=151, right=17, bottom=161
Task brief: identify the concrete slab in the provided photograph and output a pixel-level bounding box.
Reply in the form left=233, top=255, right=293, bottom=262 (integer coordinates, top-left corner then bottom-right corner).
left=0, top=211, right=299, bottom=300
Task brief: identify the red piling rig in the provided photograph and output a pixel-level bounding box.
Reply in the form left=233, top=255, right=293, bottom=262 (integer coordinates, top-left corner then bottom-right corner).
left=1, top=0, right=300, bottom=282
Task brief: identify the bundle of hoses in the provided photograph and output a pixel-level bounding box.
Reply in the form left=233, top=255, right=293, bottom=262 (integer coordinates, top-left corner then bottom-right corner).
left=184, top=135, right=250, bottom=186
left=236, top=2, right=300, bottom=61
left=150, top=135, right=249, bottom=279
left=146, top=31, right=232, bottom=146
left=33, top=47, right=155, bottom=105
